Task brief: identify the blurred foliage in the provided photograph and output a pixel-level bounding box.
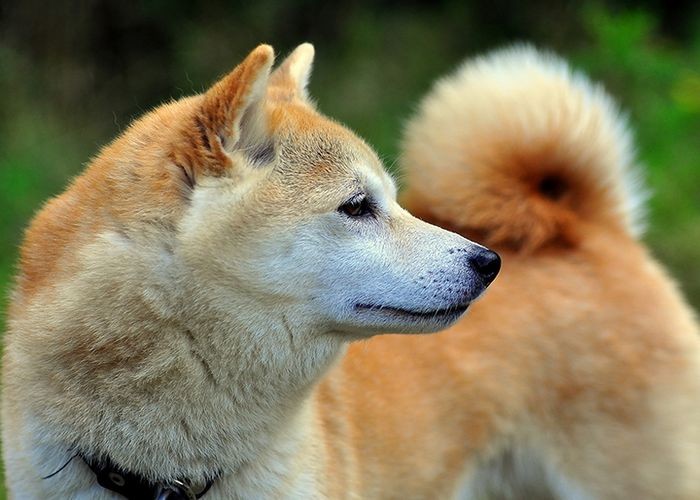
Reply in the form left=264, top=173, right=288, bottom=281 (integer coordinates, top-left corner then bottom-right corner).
left=573, top=6, right=700, bottom=308
left=0, top=1, right=699, bottom=494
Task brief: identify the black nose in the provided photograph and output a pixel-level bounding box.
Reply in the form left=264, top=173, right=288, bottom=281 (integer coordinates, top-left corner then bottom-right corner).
left=469, top=248, right=501, bottom=284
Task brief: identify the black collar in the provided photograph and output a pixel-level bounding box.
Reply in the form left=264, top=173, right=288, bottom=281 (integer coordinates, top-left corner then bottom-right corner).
left=81, top=454, right=217, bottom=500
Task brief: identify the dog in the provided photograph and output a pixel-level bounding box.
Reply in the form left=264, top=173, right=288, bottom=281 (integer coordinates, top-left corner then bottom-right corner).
left=2, top=43, right=501, bottom=498
left=393, top=45, right=700, bottom=498
left=3, top=41, right=699, bottom=500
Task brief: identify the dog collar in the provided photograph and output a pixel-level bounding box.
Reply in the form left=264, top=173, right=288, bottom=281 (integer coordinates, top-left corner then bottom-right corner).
left=81, top=454, right=217, bottom=499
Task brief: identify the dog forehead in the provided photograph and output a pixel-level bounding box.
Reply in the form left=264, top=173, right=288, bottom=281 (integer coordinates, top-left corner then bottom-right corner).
left=276, top=141, right=394, bottom=200
left=276, top=128, right=382, bottom=176
left=277, top=131, right=357, bottom=167
left=267, top=103, right=391, bottom=192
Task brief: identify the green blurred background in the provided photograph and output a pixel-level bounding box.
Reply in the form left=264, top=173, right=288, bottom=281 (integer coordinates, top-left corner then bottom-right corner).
left=0, top=0, right=699, bottom=494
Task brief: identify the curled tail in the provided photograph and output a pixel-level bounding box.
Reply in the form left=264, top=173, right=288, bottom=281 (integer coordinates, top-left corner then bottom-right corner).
left=400, top=44, right=647, bottom=252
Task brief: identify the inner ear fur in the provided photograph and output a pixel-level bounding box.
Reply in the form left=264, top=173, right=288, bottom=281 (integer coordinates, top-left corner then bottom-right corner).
left=269, top=42, right=315, bottom=102
left=198, top=44, right=275, bottom=161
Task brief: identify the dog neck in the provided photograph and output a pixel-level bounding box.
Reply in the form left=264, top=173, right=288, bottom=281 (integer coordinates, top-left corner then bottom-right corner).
left=25, top=271, right=345, bottom=494
left=173, top=302, right=345, bottom=480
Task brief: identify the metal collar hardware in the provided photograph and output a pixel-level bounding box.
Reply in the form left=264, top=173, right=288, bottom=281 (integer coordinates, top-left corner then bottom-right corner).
left=81, top=454, right=216, bottom=500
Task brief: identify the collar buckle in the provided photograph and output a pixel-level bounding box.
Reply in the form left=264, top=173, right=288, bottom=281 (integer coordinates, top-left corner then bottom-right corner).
left=156, top=480, right=197, bottom=500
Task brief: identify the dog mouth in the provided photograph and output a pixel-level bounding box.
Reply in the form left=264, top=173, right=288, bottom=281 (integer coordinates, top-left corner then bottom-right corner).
left=354, top=302, right=469, bottom=321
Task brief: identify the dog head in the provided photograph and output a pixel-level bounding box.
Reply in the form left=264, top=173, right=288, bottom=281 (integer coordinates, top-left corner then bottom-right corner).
left=166, top=44, right=500, bottom=337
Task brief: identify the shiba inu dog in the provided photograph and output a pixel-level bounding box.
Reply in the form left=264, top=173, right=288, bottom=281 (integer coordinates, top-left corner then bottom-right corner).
left=1, top=44, right=501, bottom=498
left=4, top=40, right=699, bottom=500
left=393, top=45, right=700, bottom=498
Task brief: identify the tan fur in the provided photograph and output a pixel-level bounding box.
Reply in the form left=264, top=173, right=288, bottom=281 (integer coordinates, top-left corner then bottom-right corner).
left=389, top=45, right=700, bottom=498
left=2, top=43, right=496, bottom=498
left=401, top=46, right=646, bottom=253
left=3, top=42, right=698, bottom=500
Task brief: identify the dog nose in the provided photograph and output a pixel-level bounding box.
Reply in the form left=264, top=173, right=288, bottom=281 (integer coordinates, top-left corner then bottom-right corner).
left=469, top=248, right=501, bottom=284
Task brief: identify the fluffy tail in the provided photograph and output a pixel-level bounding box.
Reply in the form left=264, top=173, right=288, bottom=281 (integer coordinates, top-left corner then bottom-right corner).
left=400, top=45, right=647, bottom=252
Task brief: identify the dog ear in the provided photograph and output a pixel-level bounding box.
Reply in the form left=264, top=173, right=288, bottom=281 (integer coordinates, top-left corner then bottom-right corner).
left=270, top=43, right=315, bottom=101
left=198, top=44, right=274, bottom=157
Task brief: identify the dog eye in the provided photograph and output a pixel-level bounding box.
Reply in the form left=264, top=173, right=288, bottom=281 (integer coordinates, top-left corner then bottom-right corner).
left=339, top=196, right=372, bottom=217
